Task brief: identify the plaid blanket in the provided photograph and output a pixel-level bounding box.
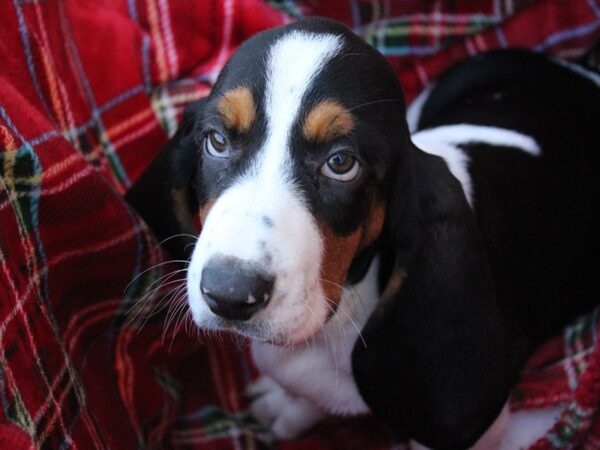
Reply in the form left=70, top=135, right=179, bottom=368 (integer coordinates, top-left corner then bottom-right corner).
left=0, top=1, right=599, bottom=449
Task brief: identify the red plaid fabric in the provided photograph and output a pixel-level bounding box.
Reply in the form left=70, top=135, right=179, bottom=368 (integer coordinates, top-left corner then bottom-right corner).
left=0, top=1, right=599, bottom=448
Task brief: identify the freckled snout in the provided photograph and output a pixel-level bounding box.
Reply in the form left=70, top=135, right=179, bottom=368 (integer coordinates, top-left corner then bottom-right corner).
left=200, top=256, right=274, bottom=321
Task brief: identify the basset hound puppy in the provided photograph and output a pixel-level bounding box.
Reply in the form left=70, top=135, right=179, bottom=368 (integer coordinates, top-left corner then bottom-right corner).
left=126, top=18, right=600, bottom=450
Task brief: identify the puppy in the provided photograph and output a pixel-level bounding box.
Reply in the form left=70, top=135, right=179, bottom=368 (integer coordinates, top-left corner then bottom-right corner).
left=126, top=18, right=600, bottom=449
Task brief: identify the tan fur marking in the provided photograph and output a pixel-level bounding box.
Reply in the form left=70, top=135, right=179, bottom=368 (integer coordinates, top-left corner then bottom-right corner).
left=360, top=200, right=385, bottom=249
left=373, top=264, right=407, bottom=318
left=198, top=198, right=216, bottom=225
left=217, top=87, right=256, bottom=132
left=319, top=225, right=362, bottom=308
left=303, top=100, right=355, bottom=142
left=319, top=197, right=385, bottom=312
left=171, top=189, right=196, bottom=232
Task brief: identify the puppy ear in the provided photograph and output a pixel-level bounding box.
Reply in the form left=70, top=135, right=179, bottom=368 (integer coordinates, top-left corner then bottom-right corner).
left=125, top=99, right=206, bottom=260
left=352, top=143, right=511, bottom=449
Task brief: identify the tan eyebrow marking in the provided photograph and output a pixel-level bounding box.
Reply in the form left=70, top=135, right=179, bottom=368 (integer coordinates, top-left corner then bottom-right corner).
left=303, top=99, right=355, bottom=142
left=217, top=86, right=256, bottom=133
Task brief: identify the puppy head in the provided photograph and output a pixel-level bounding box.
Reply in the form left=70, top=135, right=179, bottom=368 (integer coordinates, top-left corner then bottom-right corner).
left=176, top=19, right=409, bottom=344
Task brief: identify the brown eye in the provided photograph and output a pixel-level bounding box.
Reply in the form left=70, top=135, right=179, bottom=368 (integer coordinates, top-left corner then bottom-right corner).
left=205, top=130, right=229, bottom=157
left=321, top=152, right=360, bottom=181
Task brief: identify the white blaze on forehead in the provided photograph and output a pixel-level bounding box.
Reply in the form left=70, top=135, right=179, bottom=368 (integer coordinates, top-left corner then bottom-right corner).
left=253, top=31, right=343, bottom=182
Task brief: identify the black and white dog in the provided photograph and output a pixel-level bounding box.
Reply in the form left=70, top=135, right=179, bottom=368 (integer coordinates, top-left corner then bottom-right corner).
left=127, top=18, right=600, bottom=450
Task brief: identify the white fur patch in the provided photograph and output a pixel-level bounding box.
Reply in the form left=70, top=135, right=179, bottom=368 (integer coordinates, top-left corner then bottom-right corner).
left=251, top=255, right=381, bottom=424
left=187, top=30, right=344, bottom=344
left=247, top=376, right=326, bottom=440
left=406, top=83, right=435, bottom=133
left=412, top=124, right=541, bottom=205
left=264, top=30, right=342, bottom=150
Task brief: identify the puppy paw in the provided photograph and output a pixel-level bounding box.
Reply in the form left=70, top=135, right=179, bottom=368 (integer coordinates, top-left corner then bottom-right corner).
left=246, top=376, right=289, bottom=426
left=246, top=376, right=325, bottom=440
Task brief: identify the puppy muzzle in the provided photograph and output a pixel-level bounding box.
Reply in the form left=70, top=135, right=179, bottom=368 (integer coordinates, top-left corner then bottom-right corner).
left=200, top=255, right=274, bottom=321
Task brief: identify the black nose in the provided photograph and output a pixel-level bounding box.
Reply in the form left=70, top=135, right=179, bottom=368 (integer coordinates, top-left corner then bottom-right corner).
left=200, top=256, right=274, bottom=321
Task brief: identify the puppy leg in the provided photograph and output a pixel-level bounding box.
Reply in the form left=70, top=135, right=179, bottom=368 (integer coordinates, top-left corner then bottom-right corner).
left=246, top=376, right=326, bottom=440
left=410, top=403, right=509, bottom=450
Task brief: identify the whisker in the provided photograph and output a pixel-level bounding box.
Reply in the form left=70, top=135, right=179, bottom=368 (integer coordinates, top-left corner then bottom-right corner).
left=157, top=233, right=199, bottom=247
left=348, top=98, right=399, bottom=112
left=131, top=268, right=188, bottom=305
left=162, top=290, right=189, bottom=344
left=134, top=279, right=187, bottom=331
left=184, top=310, right=195, bottom=336
left=126, top=269, right=188, bottom=325
left=321, top=294, right=347, bottom=344
left=337, top=52, right=369, bottom=61
left=300, top=298, right=318, bottom=354
left=319, top=278, right=368, bottom=317
left=312, top=285, right=368, bottom=349
left=125, top=259, right=188, bottom=293
left=169, top=295, right=191, bottom=350
left=130, top=276, right=187, bottom=327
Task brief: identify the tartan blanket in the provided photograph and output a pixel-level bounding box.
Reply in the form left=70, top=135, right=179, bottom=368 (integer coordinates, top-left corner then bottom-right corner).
left=1, top=1, right=599, bottom=449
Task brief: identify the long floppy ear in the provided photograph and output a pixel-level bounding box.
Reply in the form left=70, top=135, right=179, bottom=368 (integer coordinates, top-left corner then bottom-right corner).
left=352, top=143, right=511, bottom=449
left=125, top=99, right=206, bottom=260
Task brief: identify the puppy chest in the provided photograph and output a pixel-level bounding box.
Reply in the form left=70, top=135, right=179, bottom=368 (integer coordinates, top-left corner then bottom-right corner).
left=251, top=338, right=369, bottom=415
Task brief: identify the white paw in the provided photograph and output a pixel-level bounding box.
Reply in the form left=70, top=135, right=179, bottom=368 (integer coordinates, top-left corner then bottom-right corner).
left=246, top=376, right=290, bottom=426
left=246, top=376, right=325, bottom=440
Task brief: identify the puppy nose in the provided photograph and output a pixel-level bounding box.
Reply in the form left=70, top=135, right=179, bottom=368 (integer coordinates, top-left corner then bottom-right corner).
left=200, top=256, right=274, bottom=321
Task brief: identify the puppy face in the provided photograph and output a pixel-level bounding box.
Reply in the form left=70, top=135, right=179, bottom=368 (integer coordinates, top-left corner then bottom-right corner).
left=186, top=18, right=408, bottom=344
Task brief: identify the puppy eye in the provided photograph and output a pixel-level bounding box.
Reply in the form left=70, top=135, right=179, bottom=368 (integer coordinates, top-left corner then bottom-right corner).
left=204, top=130, right=230, bottom=157
left=321, top=152, right=360, bottom=181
